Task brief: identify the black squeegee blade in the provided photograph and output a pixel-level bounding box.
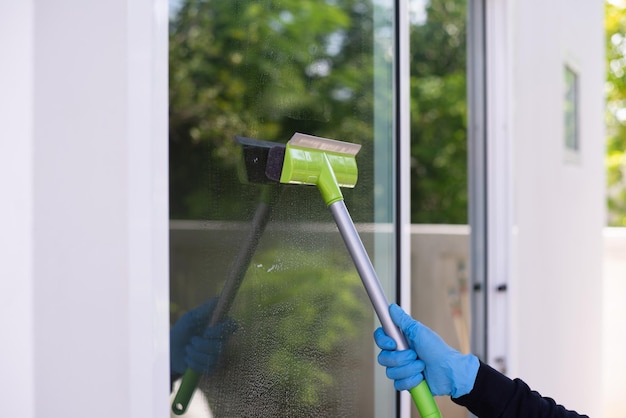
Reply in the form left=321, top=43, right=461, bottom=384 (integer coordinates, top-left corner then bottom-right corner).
left=265, top=146, right=285, bottom=182
left=234, top=136, right=285, bottom=184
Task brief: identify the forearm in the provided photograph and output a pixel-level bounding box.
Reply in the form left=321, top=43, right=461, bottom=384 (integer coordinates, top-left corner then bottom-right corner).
left=452, top=362, right=589, bottom=418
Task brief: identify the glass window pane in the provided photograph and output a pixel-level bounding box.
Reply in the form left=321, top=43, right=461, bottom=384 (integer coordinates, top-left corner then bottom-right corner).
left=564, top=65, right=579, bottom=153
left=169, top=0, right=396, bottom=416
left=410, top=0, right=468, bottom=225
left=408, top=1, right=470, bottom=417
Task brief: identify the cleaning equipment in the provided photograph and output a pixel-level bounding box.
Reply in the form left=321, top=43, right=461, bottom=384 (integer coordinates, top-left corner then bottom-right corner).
left=171, top=137, right=282, bottom=415
left=249, top=132, right=442, bottom=418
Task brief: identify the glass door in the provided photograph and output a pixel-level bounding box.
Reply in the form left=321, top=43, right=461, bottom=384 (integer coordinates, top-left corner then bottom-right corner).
left=168, top=0, right=399, bottom=416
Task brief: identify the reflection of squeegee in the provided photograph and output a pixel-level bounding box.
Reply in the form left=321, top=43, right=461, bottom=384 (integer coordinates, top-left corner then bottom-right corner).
left=171, top=138, right=282, bottom=415
left=243, top=132, right=442, bottom=418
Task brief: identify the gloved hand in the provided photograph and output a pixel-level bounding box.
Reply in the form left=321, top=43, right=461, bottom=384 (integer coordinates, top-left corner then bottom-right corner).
left=170, top=297, right=237, bottom=376
left=373, top=303, right=479, bottom=398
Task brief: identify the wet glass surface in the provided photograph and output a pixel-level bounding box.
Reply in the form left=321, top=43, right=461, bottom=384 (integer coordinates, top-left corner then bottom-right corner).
left=168, top=0, right=469, bottom=416
left=169, top=0, right=395, bottom=416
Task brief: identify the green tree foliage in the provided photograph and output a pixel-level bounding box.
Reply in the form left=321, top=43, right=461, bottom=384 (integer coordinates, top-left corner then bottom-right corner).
left=169, top=0, right=469, bottom=224
left=606, top=0, right=626, bottom=226
left=169, top=0, right=379, bottom=221
left=409, top=0, right=468, bottom=224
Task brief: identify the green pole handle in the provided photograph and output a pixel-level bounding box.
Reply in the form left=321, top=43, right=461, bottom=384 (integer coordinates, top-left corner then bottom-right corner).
left=410, top=381, right=441, bottom=417
left=172, top=369, right=201, bottom=415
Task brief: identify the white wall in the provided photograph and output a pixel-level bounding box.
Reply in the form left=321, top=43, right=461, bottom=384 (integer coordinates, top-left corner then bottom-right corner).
left=0, top=2, right=35, bottom=416
left=0, top=1, right=169, bottom=417
left=603, top=228, right=626, bottom=417
left=503, top=0, right=605, bottom=416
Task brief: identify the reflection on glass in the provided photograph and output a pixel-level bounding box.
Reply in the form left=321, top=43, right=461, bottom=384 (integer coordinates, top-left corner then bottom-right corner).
left=169, top=0, right=395, bottom=416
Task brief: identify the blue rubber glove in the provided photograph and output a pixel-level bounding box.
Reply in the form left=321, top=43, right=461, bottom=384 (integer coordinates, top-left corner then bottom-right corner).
left=170, top=297, right=237, bottom=376
left=374, top=303, right=479, bottom=398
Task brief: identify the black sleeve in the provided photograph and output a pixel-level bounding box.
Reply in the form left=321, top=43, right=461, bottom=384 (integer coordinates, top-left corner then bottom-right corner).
left=452, top=362, right=589, bottom=418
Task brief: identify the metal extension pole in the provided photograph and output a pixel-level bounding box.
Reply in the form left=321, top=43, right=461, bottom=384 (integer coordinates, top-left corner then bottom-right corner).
left=328, top=200, right=442, bottom=418
left=328, top=200, right=407, bottom=349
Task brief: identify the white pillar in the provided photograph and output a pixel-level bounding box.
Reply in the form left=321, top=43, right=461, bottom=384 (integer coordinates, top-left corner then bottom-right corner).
left=0, top=1, right=169, bottom=417
left=504, top=0, right=605, bottom=416
left=0, top=2, right=36, bottom=417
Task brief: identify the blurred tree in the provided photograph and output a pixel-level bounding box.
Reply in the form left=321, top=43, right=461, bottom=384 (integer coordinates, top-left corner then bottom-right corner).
left=606, top=0, right=626, bottom=226
left=409, top=0, right=468, bottom=224
left=169, top=0, right=469, bottom=224
left=169, top=0, right=378, bottom=221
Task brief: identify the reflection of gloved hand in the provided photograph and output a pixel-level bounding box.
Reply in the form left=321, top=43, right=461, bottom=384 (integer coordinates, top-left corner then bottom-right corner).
left=374, top=303, right=479, bottom=398
left=170, top=297, right=237, bottom=376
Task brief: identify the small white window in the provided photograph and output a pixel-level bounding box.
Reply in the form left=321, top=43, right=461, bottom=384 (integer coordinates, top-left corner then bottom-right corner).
left=564, top=65, right=580, bottom=160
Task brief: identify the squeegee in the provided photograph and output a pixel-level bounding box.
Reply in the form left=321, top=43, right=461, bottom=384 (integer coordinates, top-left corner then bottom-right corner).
left=253, top=132, right=441, bottom=418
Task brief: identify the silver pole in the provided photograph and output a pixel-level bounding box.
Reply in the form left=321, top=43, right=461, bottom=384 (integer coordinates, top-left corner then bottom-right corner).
left=328, top=200, right=409, bottom=351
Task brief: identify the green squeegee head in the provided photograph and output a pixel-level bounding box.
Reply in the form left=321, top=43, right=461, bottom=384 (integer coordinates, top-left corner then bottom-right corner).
left=266, top=133, right=361, bottom=206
